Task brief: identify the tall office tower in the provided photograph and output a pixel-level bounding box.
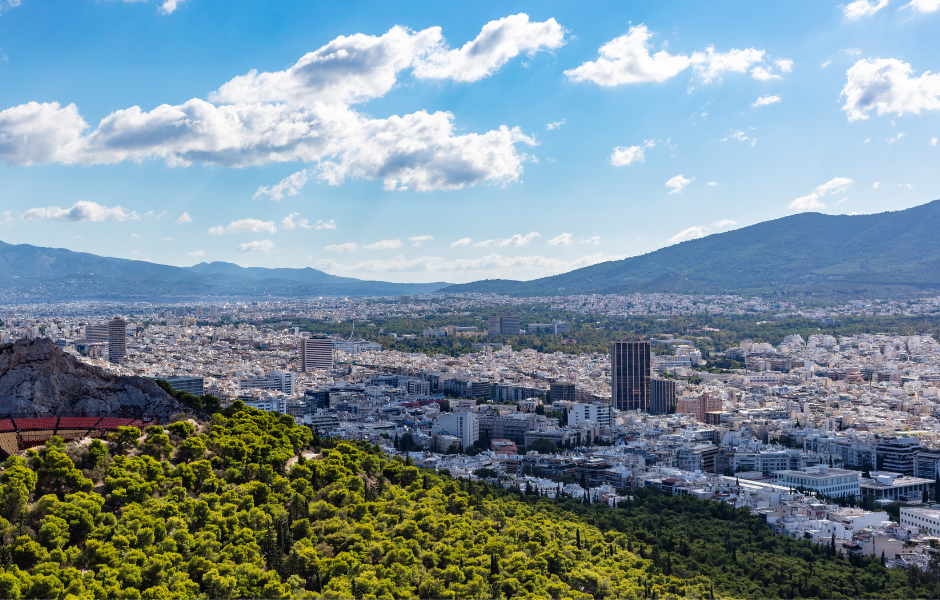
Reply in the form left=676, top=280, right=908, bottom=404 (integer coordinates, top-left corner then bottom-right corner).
left=649, top=378, right=677, bottom=415
left=195, top=306, right=204, bottom=317
left=399, top=295, right=412, bottom=305
left=300, top=336, right=334, bottom=372
left=549, top=381, right=577, bottom=404
left=85, top=323, right=110, bottom=343
left=209, top=305, right=218, bottom=318
left=487, top=314, right=521, bottom=336
left=108, top=317, right=127, bottom=364
left=610, top=341, right=650, bottom=411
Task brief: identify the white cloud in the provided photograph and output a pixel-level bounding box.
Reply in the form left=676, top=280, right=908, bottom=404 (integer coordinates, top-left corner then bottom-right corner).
left=822, top=60, right=832, bottom=68
left=412, top=14, right=566, bottom=83
left=844, top=0, right=889, bottom=19
left=789, top=177, right=852, bottom=210
left=885, top=131, right=907, bottom=144
left=707, top=181, right=718, bottom=186
left=176, top=211, right=192, bottom=224
left=315, top=251, right=625, bottom=283
left=158, top=0, right=183, bottom=15
left=841, top=58, right=940, bottom=121
left=280, top=212, right=311, bottom=230
left=545, top=119, right=566, bottom=130
left=237, top=240, right=275, bottom=253
left=713, top=219, right=737, bottom=227
left=564, top=24, right=765, bottom=87
left=315, top=219, right=337, bottom=230
left=364, top=239, right=403, bottom=250
left=186, top=250, right=204, bottom=257
left=750, top=67, right=780, bottom=81
left=254, top=169, right=311, bottom=201
left=408, top=235, right=434, bottom=247
left=451, top=237, right=472, bottom=247
left=162, top=237, right=175, bottom=242
left=130, top=233, right=141, bottom=239
left=610, top=140, right=655, bottom=166
left=20, top=200, right=139, bottom=222
left=666, top=174, right=694, bottom=194
left=906, top=0, right=940, bottom=12
left=474, top=232, right=539, bottom=247
left=720, top=129, right=756, bottom=146
left=579, top=236, right=601, bottom=245
left=752, top=95, right=781, bottom=107
left=873, top=181, right=881, bottom=188
left=932, top=137, right=938, bottom=145
left=669, top=226, right=709, bottom=243
left=548, top=233, right=573, bottom=245
left=208, top=218, right=277, bottom=235
left=776, top=59, right=794, bottom=72
left=0, top=18, right=552, bottom=192
left=325, top=242, right=358, bottom=252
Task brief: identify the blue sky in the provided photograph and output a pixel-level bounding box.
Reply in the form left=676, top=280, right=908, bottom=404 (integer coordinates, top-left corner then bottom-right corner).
left=0, top=0, right=938, bottom=283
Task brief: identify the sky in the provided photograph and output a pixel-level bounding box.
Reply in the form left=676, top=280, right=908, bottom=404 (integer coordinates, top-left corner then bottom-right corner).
left=0, top=0, right=938, bottom=284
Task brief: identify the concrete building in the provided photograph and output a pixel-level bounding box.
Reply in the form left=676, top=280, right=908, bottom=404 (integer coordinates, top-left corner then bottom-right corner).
left=900, top=506, right=940, bottom=536
left=432, top=411, right=479, bottom=450
left=300, top=336, right=334, bottom=372
left=549, top=382, right=577, bottom=404
left=876, top=438, right=921, bottom=476
left=85, top=323, right=109, bottom=344
left=488, top=314, right=521, bottom=336
left=239, top=371, right=296, bottom=395
left=677, top=393, right=720, bottom=422
left=569, top=403, right=612, bottom=427
left=165, top=376, right=204, bottom=396
left=677, top=444, right=719, bottom=473
left=860, top=472, right=932, bottom=502
left=649, top=378, right=677, bottom=415
left=241, top=397, right=288, bottom=414
left=774, top=466, right=861, bottom=498
left=611, top=341, right=650, bottom=411
left=108, top=317, right=126, bottom=364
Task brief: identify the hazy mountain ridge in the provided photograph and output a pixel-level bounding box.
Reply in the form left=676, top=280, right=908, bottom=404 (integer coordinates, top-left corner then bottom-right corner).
left=444, top=200, right=940, bottom=297
left=0, top=242, right=448, bottom=300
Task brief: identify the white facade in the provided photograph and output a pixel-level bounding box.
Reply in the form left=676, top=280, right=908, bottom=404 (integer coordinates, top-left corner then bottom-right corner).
left=900, top=507, right=940, bottom=536
left=432, top=412, right=479, bottom=449
left=774, top=466, right=861, bottom=497
left=241, top=397, right=288, bottom=414
left=239, top=371, right=296, bottom=395
left=300, top=336, right=334, bottom=372
left=570, top=403, right=612, bottom=427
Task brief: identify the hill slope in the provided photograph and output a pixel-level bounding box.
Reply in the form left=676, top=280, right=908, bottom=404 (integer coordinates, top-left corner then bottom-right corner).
left=0, top=241, right=448, bottom=300
left=445, top=199, right=940, bottom=297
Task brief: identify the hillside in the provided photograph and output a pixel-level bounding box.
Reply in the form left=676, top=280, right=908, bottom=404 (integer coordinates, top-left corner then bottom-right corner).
left=0, top=242, right=447, bottom=301
left=445, top=199, right=940, bottom=297
left=0, top=338, right=189, bottom=419
left=0, top=404, right=931, bottom=599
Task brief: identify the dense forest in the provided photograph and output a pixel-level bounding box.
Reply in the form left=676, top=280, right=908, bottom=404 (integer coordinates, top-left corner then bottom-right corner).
left=0, top=405, right=935, bottom=598
left=287, top=309, right=940, bottom=358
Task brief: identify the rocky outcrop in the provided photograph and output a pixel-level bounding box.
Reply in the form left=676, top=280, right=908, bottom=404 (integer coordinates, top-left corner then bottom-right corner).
left=0, top=337, right=191, bottom=420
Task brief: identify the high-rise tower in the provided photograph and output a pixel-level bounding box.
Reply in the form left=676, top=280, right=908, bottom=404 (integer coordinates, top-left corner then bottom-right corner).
left=108, top=317, right=126, bottom=364
left=611, top=341, right=650, bottom=411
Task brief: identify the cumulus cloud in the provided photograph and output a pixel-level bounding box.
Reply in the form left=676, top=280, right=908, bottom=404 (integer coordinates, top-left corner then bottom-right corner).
left=564, top=24, right=765, bottom=87
left=237, top=240, right=275, bottom=253
left=752, top=95, right=781, bottom=107
left=776, top=59, right=794, bottom=72
left=841, top=58, right=940, bottom=121
left=0, top=17, right=557, bottom=192
left=873, top=181, right=881, bottom=188
left=413, top=14, right=566, bottom=82
left=665, top=174, right=694, bottom=194
left=364, top=239, right=403, bottom=250
left=20, top=200, right=139, bottom=222
left=610, top=140, right=655, bottom=166
left=545, top=119, right=565, bottom=130
left=707, top=181, right=718, bottom=186
left=315, top=251, right=625, bottom=283
left=158, top=0, right=183, bottom=15
left=713, top=219, right=737, bottom=227
left=208, top=218, right=277, bottom=235
left=280, top=213, right=311, bottom=229
left=474, top=232, right=539, bottom=247
left=315, top=219, right=337, bottom=230
left=932, top=137, right=938, bottom=145
left=451, top=237, right=472, bottom=247
left=325, top=242, right=358, bottom=252
left=548, top=233, right=572, bottom=245
left=409, top=235, right=434, bottom=247
left=669, top=226, right=709, bottom=243
left=844, top=0, right=889, bottom=19
left=254, top=169, right=311, bottom=201
left=176, top=212, right=192, bottom=224
left=186, top=250, right=204, bottom=257
left=906, top=0, right=940, bottom=12
left=579, top=236, right=601, bottom=244
left=789, top=177, right=852, bottom=210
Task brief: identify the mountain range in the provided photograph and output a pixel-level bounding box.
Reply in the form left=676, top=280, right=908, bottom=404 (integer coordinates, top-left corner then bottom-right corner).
left=444, top=199, right=940, bottom=298
left=0, top=241, right=447, bottom=301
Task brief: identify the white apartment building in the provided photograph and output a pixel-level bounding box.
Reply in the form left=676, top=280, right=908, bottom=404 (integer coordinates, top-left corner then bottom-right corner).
left=300, top=336, right=334, bottom=372
left=432, top=411, right=479, bottom=450
left=774, top=466, right=861, bottom=498
left=241, top=397, right=288, bottom=414
left=900, top=506, right=940, bottom=536
left=239, top=371, right=296, bottom=395
left=569, top=403, right=612, bottom=427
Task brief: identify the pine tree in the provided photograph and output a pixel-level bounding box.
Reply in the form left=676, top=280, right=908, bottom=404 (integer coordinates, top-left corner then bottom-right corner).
left=490, top=554, right=500, bottom=576
left=576, top=529, right=581, bottom=550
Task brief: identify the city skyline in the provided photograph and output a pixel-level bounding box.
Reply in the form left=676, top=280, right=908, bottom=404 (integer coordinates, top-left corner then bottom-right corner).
left=0, top=0, right=938, bottom=283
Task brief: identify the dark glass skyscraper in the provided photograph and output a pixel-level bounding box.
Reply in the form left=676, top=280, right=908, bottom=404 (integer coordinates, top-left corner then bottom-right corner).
left=611, top=341, right=650, bottom=411
left=650, top=378, right=677, bottom=415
